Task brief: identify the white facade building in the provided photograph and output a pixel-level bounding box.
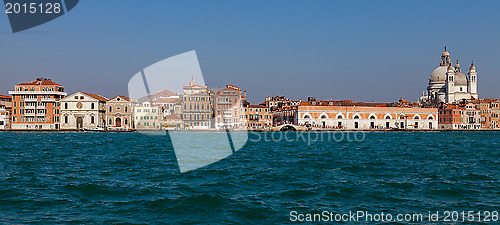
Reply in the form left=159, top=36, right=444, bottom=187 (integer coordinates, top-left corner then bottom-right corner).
left=60, top=92, right=108, bottom=130
left=0, top=108, right=9, bottom=130
left=134, top=101, right=162, bottom=130
left=421, top=47, right=478, bottom=105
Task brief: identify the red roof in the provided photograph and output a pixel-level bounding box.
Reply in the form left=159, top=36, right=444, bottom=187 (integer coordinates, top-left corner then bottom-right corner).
left=111, top=95, right=131, bottom=101
left=18, top=78, right=62, bottom=86
left=154, top=98, right=180, bottom=104
left=0, top=94, right=11, bottom=99
left=247, top=105, right=267, bottom=108
left=165, top=115, right=181, bottom=120
left=81, top=92, right=109, bottom=102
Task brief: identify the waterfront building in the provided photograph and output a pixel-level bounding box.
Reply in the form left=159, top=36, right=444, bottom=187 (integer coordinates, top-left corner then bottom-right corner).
left=244, top=104, right=272, bottom=129
left=471, top=99, right=500, bottom=129
left=162, top=115, right=184, bottom=130
left=8, top=78, right=67, bottom=130
left=134, top=101, right=162, bottom=130
left=181, top=78, right=212, bottom=129
left=214, top=85, right=246, bottom=129
left=274, top=103, right=438, bottom=130
left=263, top=95, right=301, bottom=112
left=0, top=94, right=12, bottom=109
left=106, top=96, right=134, bottom=130
left=438, top=103, right=481, bottom=130
left=0, top=108, right=9, bottom=130
left=153, top=98, right=181, bottom=116
left=60, top=92, right=108, bottom=130
left=420, top=47, right=478, bottom=105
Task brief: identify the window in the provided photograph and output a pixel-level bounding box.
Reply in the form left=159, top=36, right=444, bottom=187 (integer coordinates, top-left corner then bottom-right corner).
left=125, top=119, right=128, bottom=125
left=109, top=119, right=112, bottom=125
left=13, top=109, right=16, bottom=114
left=80, top=96, right=84, bottom=100
left=74, top=96, right=78, bottom=99
left=125, top=106, right=128, bottom=112
left=91, top=103, right=95, bottom=110
left=65, top=103, right=68, bottom=109
left=354, top=122, right=359, bottom=129
left=91, top=116, right=95, bottom=124
left=13, top=102, right=16, bottom=107
left=109, top=106, right=112, bottom=112
left=64, top=116, right=68, bottom=124
left=354, top=115, right=360, bottom=119
left=370, top=115, right=376, bottom=119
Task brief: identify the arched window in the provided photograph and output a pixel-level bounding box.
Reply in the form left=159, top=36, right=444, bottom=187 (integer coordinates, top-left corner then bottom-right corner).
left=109, top=106, right=112, bottom=112
left=304, top=115, right=310, bottom=119
left=336, top=115, right=343, bottom=119
left=125, top=106, right=128, bottom=112
left=370, top=115, right=376, bottom=120
left=109, top=119, right=112, bottom=125
left=91, top=116, right=95, bottom=124
left=385, top=116, right=391, bottom=120
left=64, top=116, right=68, bottom=124
left=125, top=119, right=128, bottom=125
left=91, top=103, right=95, bottom=110
left=320, top=115, right=327, bottom=119
left=354, top=115, right=360, bottom=119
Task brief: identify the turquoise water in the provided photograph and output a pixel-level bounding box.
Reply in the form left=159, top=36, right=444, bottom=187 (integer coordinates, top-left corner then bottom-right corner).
left=0, top=132, right=498, bottom=224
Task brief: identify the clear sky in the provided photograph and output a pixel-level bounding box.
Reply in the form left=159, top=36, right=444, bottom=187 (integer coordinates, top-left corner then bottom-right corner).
left=1, top=0, right=499, bottom=104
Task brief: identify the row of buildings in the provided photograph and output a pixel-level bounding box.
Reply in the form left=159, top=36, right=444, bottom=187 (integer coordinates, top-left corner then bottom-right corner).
left=0, top=48, right=498, bottom=131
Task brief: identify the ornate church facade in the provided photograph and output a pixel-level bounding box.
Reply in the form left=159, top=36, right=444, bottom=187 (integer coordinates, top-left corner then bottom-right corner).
left=420, top=47, right=478, bottom=105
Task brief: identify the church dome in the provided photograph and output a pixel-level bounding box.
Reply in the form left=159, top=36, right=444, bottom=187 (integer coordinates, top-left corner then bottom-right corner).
left=455, top=72, right=468, bottom=86
left=430, top=66, right=447, bottom=83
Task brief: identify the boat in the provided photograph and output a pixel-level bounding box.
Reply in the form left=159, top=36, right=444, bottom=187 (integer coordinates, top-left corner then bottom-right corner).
left=82, top=127, right=105, bottom=132
left=107, top=127, right=136, bottom=132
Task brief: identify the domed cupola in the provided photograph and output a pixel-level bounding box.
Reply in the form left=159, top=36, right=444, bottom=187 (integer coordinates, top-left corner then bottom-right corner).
left=447, top=65, right=454, bottom=72
left=440, top=46, right=452, bottom=66
left=469, top=62, right=476, bottom=71
left=455, top=60, right=461, bottom=72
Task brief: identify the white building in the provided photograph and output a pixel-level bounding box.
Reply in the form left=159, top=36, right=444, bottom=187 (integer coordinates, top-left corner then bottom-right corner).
left=134, top=101, right=162, bottom=130
left=421, top=47, right=478, bottom=105
left=60, top=92, right=108, bottom=130
left=0, top=108, right=9, bottom=130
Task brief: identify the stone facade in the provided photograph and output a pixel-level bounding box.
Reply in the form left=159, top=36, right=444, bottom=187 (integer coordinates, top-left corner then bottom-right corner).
left=275, top=105, right=438, bottom=130
left=134, top=102, right=162, bottom=130
left=105, top=96, right=134, bottom=129
left=214, top=85, right=246, bottom=129
left=60, top=92, right=108, bottom=130
left=181, top=78, right=212, bottom=129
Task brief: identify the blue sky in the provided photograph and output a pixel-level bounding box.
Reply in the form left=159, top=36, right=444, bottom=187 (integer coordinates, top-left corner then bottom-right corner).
left=1, top=0, right=500, bottom=104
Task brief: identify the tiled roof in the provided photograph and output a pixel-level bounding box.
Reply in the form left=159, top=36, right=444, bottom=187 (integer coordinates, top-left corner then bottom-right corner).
left=247, top=105, right=267, bottom=108
left=111, top=95, right=131, bottom=101
left=81, top=92, right=109, bottom=102
left=165, top=115, right=181, bottom=120
left=154, top=98, right=180, bottom=103
left=18, top=78, right=62, bottom=86
left=0, top=94, right=11, bottom=99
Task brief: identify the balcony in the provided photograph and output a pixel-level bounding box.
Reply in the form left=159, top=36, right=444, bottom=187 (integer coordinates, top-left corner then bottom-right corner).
left=41, top=98, right=55, bottom=102
left=25, top=113, right=36, bottom=117
left=9, top=91, right=67, bottom=96
left=25, top=106, right=36, bottom=109
left=37, top=113, right=46, bottom=116
left=24, top=98, right=38, bottom=102
left=36, top=106, right=45, bottom=109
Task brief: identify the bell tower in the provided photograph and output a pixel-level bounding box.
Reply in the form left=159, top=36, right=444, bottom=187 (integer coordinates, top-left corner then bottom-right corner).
left=446, top=64, right=456, bottom=103
left=468, top=62, right=478, bottom=98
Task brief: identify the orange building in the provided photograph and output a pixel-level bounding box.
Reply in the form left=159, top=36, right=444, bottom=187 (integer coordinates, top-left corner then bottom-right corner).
left=439, top=103, right=481, bottom=130
left=8, top=78, right=67, bottom=130
left=244, top=104, right=272, bottom=129
left=471, top=99, right=500, bottom=129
